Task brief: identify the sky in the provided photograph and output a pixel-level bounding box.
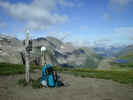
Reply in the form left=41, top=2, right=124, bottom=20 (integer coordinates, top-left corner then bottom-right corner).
left=0, top=0, right=133, bottom=47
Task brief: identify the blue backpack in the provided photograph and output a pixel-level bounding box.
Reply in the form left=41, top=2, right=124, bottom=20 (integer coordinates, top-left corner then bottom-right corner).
left=40, top=64, right=55, bottom=87
left=46, top=66, right=55, bottom=87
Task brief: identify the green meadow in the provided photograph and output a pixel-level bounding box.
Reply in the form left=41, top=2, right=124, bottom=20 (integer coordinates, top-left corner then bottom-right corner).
left=0, top=63, right=133, bottom=86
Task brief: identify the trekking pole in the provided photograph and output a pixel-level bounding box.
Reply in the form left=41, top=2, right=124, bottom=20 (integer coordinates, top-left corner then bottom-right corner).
left=41, top=46, right=47, bottom=66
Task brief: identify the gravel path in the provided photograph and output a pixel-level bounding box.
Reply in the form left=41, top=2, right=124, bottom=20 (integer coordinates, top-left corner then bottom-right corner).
left=0, top=72, right=133, bottom=100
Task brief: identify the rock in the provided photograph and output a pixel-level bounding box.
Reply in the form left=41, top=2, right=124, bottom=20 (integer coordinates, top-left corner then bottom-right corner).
left=0, top=34, right=23, bottom=64
left=97, top=58, right=114, bottom=70
left=0, top=34, right=102, bottom=68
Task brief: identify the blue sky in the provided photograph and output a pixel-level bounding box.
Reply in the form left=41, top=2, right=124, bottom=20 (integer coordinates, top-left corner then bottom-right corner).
left=0, top=0, right=133, bottom=47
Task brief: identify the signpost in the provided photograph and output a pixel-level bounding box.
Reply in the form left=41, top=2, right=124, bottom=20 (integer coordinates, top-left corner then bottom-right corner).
left=24, top=29, right=32, bottom=83
left=24, top=30, right=46, bottom=83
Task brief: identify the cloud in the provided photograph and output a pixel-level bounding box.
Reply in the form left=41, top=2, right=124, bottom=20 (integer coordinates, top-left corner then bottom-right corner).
left=113, top=27, right=133, bottom=40
left=47, top=31, right=71, bottom=41
left=109, top=0, right=133, bottom=9
left=114, top=27, right=133, bottom=34
left=95, top=38, right=111, bottom=43
left=104, top=0, right=133, bottom=22
left=0, top=22, right=7, bottom=28
left=94, top=38, right=111, bottom=46
left=104, top=13, right=112, bottom=21
left=72, top=40, right=90, bottom=47
left=0, top=0, right=75, bottom=30
left=109, top=0, right=133, bottom=6
left=128, top=36, right=133, bottom=40
left=77, top=2, right=84, bottom=7
left=80, top=26, right=89, bottom=30
left=58, top=0, right=74, bottom=7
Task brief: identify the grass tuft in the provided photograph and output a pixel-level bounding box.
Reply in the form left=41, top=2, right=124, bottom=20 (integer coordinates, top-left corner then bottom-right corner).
left=31, top=78, right=41, bottom=89
left=17, top=78, right=41, bottom=89
left=0, top=63, right=41, bottom=75
left=17, top=79, right=28, bottom=87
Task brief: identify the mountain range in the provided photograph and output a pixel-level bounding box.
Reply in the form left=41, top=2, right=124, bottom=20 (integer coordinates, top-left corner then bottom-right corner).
left=0, top=34, right=101, bottom=68
left=0, top=33, right=132, bottom=69
left=92, top=45, right=127, bottom=57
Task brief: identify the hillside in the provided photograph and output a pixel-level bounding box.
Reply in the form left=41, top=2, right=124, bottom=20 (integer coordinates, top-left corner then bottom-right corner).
left=93, top=45, right=126, bottom=58
left=110, top=45, right=133, bottom=68
left=0, top=34, right=102, bottom=68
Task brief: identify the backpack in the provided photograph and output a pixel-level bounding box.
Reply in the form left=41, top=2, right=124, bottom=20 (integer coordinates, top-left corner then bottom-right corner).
left=40, top=64, right=63, bottom=87
left=46, top=67, right=55, bottom=87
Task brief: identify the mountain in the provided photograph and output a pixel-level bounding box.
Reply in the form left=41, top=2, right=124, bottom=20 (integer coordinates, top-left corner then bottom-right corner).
left=0, top=34, right=102, bottom=68
left=32, top=37, right=101, bottom=68
left=0, top=34, right=24, bottom=64
left=114, top=45, right=133, bottom=62
left=92, top=45, right=126, bottom=57
left=108, top=44, right=133, bottom=68
left=97, top=58, right=116, bottom=70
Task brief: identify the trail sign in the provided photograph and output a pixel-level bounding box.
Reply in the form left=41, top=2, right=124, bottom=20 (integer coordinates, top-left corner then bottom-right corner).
left=24, top=29, right=32, bottom=83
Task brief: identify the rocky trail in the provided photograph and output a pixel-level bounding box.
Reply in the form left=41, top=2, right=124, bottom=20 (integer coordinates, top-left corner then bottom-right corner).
left=0, top=71, right=133, bottom=100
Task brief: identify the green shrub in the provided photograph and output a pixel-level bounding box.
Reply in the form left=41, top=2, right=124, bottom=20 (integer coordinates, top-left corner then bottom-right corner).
left=31, top=78, right=41, bottom=89
left=17, top=78, right=41, bottom=89
left=17, top=79, right=28, bottom=87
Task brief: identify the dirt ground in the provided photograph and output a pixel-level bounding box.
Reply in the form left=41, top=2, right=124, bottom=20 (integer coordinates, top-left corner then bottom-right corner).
left=0, top=71, right=133, bottom=100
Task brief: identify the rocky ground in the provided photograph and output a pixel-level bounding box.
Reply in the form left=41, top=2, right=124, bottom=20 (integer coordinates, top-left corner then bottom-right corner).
left=0, top=71, right=133, bottom=100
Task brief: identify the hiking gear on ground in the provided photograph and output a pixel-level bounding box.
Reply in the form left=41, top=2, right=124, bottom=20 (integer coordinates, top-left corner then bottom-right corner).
left=47, top=73, right=55, bottom=87
left=40, top=64, right=64, bottom=87
left=41, top=80, right=47, bottom=86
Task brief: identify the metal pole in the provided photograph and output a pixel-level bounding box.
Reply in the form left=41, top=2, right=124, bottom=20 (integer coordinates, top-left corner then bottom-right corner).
left=41, top=47, right=46, bottom=66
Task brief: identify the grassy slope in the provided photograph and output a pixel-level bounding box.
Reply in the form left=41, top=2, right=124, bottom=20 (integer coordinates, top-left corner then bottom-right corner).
left=0, top=63, right=40, bottom=75
left=111, top=52, right=133, bottom=68
left=0, top=63, right=133, bottom=86
left=54, top=67, right=133, bottom=86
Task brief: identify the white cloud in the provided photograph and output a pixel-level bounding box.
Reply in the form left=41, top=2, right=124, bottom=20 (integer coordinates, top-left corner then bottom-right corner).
left=92, top=27, right=133, bottom=47
left=113, top=27, right=133, bottom=40
left=0, top=22, right=7, bottom=28
left=46, top=31, right=71, bottom=41
left=0, top=0, right=75, bottom=30
left=71, top=40, right=90, bottom=47
left=58, top=0, right=74, bottom=7
left=110, top=0, right=133, bottom=6
left=80, top=26, right=89, bottom=30
left=105, top=0, right=133, bottom=22
left=109, top=0, right=133, bottom=9
left=114, top=27, right=133, bottom=34
left=104, top=13, right=112, bottom=21
left=94, top=38, right=111, bottom=47
left=77, top=2, right=84, bottom=7
left=95, top=38, right=111, bottom=43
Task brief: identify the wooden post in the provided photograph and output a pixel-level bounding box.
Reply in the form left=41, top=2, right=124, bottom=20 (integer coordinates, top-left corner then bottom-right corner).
left=25, top=29, right=30, bottom=83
